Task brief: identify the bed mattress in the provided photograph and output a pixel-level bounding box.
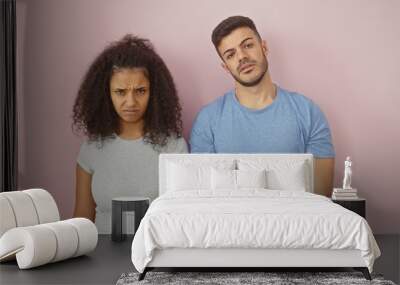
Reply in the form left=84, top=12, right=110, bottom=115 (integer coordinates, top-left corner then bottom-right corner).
left=131, top=189, right=380, bottom=273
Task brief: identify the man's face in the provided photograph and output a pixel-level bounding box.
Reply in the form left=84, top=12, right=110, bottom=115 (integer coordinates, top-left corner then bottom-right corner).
left=218, top=27, right=268, bottom=87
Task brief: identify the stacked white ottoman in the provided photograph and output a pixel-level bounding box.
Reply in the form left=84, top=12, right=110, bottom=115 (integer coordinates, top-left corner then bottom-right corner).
left=0, top=189, right=97, bottom=269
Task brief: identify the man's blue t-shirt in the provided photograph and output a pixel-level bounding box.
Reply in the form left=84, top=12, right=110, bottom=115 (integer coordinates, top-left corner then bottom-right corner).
left=190, top=86, right=335, bottom=158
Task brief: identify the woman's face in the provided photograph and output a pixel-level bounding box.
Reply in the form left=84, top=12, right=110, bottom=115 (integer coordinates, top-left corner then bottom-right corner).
left=109, top=67, right=150, bottom=126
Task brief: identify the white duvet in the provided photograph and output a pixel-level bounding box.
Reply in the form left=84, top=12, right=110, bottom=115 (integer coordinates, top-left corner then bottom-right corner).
left=131, top=190, right=380, bottom=273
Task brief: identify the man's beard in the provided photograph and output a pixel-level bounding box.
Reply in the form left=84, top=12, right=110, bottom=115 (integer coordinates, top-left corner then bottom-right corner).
left=232, top=58, right=268, bottom=87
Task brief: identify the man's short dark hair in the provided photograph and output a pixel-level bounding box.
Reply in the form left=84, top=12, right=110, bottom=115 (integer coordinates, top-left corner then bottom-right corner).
left=211, top=16, right=261, bottom=51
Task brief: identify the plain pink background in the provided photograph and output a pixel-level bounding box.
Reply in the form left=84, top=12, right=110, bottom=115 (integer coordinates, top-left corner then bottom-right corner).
left=16, top=0, right=400, bottom=234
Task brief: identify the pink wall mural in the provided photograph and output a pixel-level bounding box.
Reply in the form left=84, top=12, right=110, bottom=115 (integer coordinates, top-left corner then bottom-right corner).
left=16, top=0, right=400, bottom=233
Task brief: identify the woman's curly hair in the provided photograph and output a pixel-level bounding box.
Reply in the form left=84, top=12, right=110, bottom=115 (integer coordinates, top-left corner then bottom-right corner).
left=72, top=34, right=183, bottom=146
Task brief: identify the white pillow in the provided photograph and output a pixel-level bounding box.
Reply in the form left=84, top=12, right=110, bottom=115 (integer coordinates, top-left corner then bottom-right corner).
left=166, top=159, right=236, bottom=192
left=266, top=162, right=307, bottom=191
left=167, top=162, right=211, bottom=191
left=211, top=169, right=267, bottom=190
left=238, top=159, right=308, bottom=191
left=237, top=169, right=267, bottom=188
left=211, top=168, right=236, bottom=190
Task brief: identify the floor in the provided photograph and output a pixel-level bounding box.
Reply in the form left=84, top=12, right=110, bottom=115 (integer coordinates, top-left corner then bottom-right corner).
left=374, top=234, right=400, bottom=284
left=0, top=235, right=133, bottom=285
left=0, top=234, right=398, bottom=285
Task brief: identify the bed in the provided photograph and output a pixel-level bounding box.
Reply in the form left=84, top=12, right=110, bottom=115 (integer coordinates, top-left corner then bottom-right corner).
left=131, top=154, right=380, bottom=280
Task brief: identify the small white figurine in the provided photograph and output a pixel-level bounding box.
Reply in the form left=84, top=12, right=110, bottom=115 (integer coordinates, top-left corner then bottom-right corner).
left=342, top=156, right=352, bottom=189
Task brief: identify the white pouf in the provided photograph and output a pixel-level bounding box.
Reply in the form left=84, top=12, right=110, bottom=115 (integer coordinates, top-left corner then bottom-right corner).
left=0, top=218, right=98, bottom=269
left=0, top=189, right=98, bottom=269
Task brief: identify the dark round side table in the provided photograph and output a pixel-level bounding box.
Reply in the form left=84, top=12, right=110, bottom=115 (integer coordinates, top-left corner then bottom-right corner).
left=332, top=197, right=366, bottom=218
left=111, top=196, right=150, bottom=242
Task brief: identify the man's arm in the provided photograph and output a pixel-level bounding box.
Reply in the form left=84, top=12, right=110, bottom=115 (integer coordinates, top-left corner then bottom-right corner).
left=314, top=158, right=334, bottom=197
left=303, top=100, right=335, bottom=196
left=189, top=108, right=216, bottom=153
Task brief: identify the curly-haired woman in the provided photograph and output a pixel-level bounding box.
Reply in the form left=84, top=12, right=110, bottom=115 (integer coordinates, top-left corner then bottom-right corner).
left=72, top=35, right=187, bottom=233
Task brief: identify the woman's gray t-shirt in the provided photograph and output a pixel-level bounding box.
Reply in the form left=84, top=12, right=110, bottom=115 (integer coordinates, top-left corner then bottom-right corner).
left=77, top=135, right=188, bottom=233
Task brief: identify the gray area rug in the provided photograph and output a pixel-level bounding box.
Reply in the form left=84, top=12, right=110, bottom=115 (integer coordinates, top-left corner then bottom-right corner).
left=116, top=271, right=396, bottom=285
